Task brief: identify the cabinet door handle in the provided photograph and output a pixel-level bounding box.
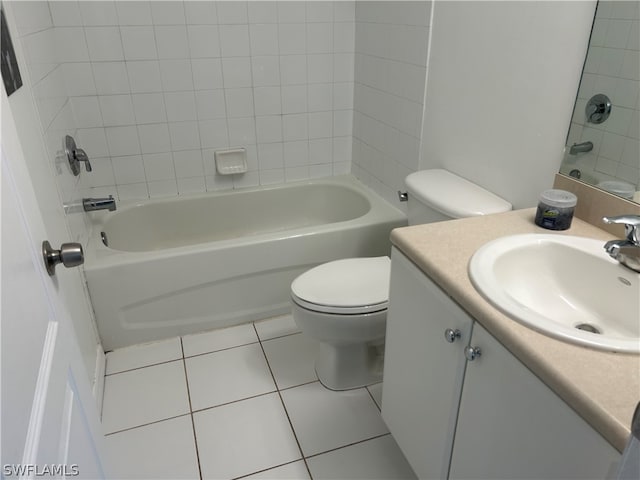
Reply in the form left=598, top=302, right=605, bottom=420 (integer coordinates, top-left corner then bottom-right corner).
left=444, top=328, right=462, bottom=343
left=464, top=346, right=482, bottom=361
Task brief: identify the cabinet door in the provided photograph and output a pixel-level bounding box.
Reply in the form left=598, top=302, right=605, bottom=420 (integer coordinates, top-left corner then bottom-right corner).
left=382, top=248, right=473, bottom=479
left=450, top=324, right=620, bottom=480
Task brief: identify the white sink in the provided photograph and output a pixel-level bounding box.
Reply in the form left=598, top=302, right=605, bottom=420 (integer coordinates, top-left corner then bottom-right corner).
left=469, top=234, right=640, bottom=353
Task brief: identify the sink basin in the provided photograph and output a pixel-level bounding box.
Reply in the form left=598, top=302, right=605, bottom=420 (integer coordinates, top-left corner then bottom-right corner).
left=469, top=234, right=640, bottom=353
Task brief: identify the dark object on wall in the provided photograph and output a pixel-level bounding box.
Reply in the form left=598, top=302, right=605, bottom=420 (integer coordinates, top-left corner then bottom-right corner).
left=1, top=7, right=23, bottom=96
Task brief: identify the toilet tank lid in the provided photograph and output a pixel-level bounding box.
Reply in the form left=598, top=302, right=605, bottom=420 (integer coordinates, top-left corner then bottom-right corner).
left=405, top=169, right=512, bottom=218
left=291, top=257, right=390, bottom=308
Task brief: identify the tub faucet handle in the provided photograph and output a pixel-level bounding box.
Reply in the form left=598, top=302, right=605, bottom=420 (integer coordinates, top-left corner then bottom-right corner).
left=65, top=135, right=92, bottom=175
left=74, top=147, right=92, bottom=172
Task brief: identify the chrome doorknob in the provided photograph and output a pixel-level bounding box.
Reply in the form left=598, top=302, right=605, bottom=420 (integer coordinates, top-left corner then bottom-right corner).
left=464, top=346, right=482, bottom=361
left=42, top=241, right=84, bottom=276
left=444, top=328, right=462, bottom=343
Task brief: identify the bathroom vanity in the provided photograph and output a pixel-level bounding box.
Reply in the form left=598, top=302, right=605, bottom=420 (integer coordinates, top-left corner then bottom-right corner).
left=382, top=209, right=639, bottom=479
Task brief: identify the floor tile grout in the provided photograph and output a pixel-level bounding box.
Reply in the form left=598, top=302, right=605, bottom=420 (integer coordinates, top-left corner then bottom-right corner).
left=180, top=337, right=204, bottom=480
left=105, top=357, right=184, bottom=377
left=255, top=331, right=303, bottom=343
left=104, top=412, right=192, bottom=437
left=303, top=432, right=393, bottom=461
left=366, top=385, right=382, bottom=412
left=231, top=459, right=307, bottom=480
left=253, top=322, right=315, bottom=480
left=190, top=390, right=278, bottom=415
left=182, top=339, right=261, bottom=360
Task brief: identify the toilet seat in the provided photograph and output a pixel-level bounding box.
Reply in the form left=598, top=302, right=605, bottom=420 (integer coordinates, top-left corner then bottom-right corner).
left=291, top=294, right=388, bottom=315
left=291, top=257, right=391, bottom=315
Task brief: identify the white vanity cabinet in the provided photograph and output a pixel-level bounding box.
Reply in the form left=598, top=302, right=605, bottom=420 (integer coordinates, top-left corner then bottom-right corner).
left=450, top=323, right=619, bottom=479
left=382, top=248, right=473, bottom=479
left=382, top=248, right=620, bottom=480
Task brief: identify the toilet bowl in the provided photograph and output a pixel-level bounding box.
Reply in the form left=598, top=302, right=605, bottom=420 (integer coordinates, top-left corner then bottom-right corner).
left=291, top=169, right=512, bottom=390
left=291, top=257, right=390, bottom=390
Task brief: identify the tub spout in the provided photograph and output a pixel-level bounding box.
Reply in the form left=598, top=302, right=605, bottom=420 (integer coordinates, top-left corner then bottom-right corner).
left=83, top=195, right=116, bottom=212
left=569, top=141, right=593, bottom=155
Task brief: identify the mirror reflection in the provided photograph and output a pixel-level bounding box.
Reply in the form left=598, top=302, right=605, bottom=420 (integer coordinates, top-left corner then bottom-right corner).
left=560, top=0, right=639, bottom=203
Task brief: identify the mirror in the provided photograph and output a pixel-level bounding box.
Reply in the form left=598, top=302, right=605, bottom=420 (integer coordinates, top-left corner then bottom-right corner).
left=560, top=0, right=639, bottom=203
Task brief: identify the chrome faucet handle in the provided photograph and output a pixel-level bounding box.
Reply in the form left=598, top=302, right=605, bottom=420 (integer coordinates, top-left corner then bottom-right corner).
left=74, top=148, right=92, bottom=172
left=65, top=135, right=92, bottom=175
left=603, top=215, right=640, bottom=245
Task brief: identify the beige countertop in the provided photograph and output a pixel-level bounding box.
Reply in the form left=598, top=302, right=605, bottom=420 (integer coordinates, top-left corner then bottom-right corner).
left=390, top=208, right=640, bottom=453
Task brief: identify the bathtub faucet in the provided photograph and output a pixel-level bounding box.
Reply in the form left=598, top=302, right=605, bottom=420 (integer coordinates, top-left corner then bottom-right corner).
left=569, top=141, right=593, bottom=155
left=83, top=195, right=116, bottom=212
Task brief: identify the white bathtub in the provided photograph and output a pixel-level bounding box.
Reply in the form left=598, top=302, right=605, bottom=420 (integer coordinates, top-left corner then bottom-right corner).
left=84, top=176, right=407, bottom=350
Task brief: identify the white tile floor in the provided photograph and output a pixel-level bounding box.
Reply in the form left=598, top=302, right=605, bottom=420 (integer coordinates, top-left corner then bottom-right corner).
left=102, top=314, right=416, bottom=480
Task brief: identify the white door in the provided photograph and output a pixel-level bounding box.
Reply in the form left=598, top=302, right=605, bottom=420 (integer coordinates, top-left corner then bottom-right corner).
left=1, top=89, right=107, bottom=477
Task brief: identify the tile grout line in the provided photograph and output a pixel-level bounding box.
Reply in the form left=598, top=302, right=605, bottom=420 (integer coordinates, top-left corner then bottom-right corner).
left=253, top=322, right=315, bottom=480
left=231, top=459, right=305, bottom=480
left=190, top=390, right=278, bottom=415
left=182, top=339, right=260, bottom=360
left=365, top=385, right=382, bottom=412
left=255, top=330, right=302, bottom=343
left=104, top=356, right=184, bottom=377
left=104, top=412, right=192, bottom=437
left=180, top=336, right=204, bottom=480
left=304, top=432, right=393, bottom=461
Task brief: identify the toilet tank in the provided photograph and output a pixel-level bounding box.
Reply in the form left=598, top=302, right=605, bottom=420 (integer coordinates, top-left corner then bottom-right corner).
left=405, top=169, right=512, bottom=226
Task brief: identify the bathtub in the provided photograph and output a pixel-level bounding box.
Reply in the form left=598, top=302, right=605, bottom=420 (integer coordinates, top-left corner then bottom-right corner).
left=84, top=175, right=407, bottom=350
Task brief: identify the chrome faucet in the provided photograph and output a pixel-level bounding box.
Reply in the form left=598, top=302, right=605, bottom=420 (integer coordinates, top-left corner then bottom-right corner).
left=569, top=141, right=594, bottom=155
left=83, top=195, right=116, bottom=212
left=602, top=215, right=640, bottom=273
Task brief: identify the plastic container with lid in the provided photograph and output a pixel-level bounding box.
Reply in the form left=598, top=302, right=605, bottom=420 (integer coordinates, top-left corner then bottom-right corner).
left=534, top=189, right=577, bottom=231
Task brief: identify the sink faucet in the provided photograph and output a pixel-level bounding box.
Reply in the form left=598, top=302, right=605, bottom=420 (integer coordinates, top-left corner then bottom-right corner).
left=83, top=195, right=116, bottom=212
left=602, top=215, right=640, bottom=273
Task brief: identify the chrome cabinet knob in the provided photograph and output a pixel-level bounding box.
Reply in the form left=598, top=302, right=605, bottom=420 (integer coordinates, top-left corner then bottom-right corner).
left=444, top=328, right=462, bottom=343
left=42, top=241, right=84, bottom=276
left=464, top=346, right=482, bottom=361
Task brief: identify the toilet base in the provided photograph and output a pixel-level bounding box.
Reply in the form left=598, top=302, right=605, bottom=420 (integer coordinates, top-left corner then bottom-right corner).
left=315, top=341, right=384, bottom=391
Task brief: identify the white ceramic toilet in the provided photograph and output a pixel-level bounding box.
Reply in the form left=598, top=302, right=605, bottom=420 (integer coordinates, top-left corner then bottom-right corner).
left=291, top=169, right=512, bottom=390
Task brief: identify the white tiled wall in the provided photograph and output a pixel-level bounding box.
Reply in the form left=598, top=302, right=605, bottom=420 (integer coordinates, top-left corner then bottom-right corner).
left=54, top=0, right=356, bottom=205
left=351, top=1, right=432, bottom=209
left=566, top=0, right=640, bottom=188
left=11, top=0, right=93, bottom=246
left=12, top=0, right=356, bottom=247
